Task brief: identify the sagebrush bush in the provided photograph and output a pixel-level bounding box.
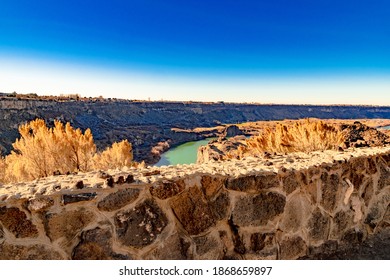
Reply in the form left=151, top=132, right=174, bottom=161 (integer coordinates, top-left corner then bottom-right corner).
left=0, top=153, right=5, bottom=184
left=0, top=119, right=136, bottom=183
left=93, top=140, right=134, bottom=170
left=232, top=119, right=345, bottom=158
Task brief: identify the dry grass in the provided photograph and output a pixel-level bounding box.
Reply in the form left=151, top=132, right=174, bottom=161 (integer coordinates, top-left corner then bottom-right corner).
left=0, top=119, right=137, bottom=184
left=235, top=119, right=345, bottom=158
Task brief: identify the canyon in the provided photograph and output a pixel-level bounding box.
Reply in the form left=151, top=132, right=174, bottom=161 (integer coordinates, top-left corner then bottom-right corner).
left=1, top=96, right=390, bottom=164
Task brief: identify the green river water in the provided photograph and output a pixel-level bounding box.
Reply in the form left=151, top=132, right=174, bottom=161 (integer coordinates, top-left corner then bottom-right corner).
left=155, top=138, right=215, bottom=166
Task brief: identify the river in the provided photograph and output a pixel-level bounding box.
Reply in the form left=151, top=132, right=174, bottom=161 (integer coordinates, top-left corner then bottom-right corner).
left=155, top=138, right=215, bottom=166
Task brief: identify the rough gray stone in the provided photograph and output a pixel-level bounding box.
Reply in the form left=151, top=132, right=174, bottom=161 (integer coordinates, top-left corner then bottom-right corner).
left=194, top=233, right=223, bottom=259
left=280, top=193, right=311, bottom=233
left=225, top=176, right=256, bottom=192
left=281, top=172, right=299, bottom=194
left=320, top=172, right=340, bottom=212
left=144, top=233, right=193, bottom=260
left=98, top=188, right=140, bottom=211
left=115, top=199, right=168, bottom=248
left=307, top=208, right=330, bottom=241
left=279, top=235, right=307, bottom=260
left=72, top=227, right=130, bottom=260
left=209, top=191, right=230, bottom=221
left=378, top=159, right=390, bottom=191
left=249, top=232, right=276, bottom=256
left=232, top=192, right=286, bottom=227
left=330, top=210, right=354, bottom=239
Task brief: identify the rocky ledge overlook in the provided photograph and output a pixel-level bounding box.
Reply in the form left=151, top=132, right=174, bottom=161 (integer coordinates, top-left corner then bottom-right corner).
left=1, top=96, right=390, bottom=163
left=0, top=145, right=389, bottom=259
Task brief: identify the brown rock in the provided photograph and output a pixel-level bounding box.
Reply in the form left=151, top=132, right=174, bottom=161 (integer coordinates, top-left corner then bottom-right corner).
left=378, top=159, right=390, bottom=191
left=228, top=216, right=246, bottom=254
left=106, top=176, right=114, bottom=187
left=364, top=192, right=390, bottom=230
left=350, top=172, right=365, bottom=189
left=366, top=158, right=378, bottom=175
left=170, top=187, right=215, bottom=235
left=342, top=228, right=365, bottom=244
left=150, top=180, right=185, bottom=200
left=255, top=173, right=279, bottom=190
left=44, top=210, right=94, bottom=242
left=98, top=188, right=140, bottom=211
left=0, top=243, right=63, bottom=260
left=225, top=176, right=256, bottom=192
left=201, top=175, right=225, bottom=198
left=0, top=207, right=38, bottom=238
left=72, top=227, right=130, bottom=260
left=330, top=210, right=354, bottom=239
left=280, top=193, right=312, bottom=233
left=144, top=233, right=193, bottom=260
left=305, top=240, right=338, bottom=257
left=250, top=232, right=276, bottom=254
left=115, top=176, right=125, bottom=184
left=320, top=172, right=340, bottom=212
left=279, top=235, right=307, bottom=260
left=194, top=233, right=223, bottom=259
left=281, top=172, right=299, bottom=195
left=115, top=199, right=168, bottom=248
left=142, top=170, right=161, bottom=176
left=232, top=192, right=286, bottom=227
left=226, top=174, right=278, bottom=193
left=0, top=224, right=4, bottom=240
left=209, top=191, right=230, bottom=221
left=307, top=208, right=330, bottom=241
left=75, top=180, right=84, bottom=189
left=350, top=157, right=367, bottom=173
left=125, top=174, right=135, bottom=183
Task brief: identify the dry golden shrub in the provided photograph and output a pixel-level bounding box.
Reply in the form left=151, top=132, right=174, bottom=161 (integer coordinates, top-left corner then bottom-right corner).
left=237, top=119, right=345, bottom=158
left=1, top=119, right=136, bottom=183
left=2, top=119, right=96, bottom=182
left=93, top=140, right=134, bottom=170
left=0, top=153, right=5, bottom=183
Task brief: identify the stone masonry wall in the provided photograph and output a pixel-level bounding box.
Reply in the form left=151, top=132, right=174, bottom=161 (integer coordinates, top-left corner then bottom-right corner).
left=0, top=146, right=389, bottom=259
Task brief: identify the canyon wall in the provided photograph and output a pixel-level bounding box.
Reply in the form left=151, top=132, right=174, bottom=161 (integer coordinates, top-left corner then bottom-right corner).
left=0, top=146, right=389, bottom=260
left=1, top=98, right=390, bottom=163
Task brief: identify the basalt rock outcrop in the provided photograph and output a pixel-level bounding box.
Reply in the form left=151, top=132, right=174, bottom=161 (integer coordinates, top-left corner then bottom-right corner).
left=197, top=121, right=390, bottom=164
left=0, top=145, right=389, bottom=260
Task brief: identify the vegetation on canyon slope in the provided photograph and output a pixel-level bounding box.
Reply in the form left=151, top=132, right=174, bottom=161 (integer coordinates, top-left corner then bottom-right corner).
left=230, top=119, right=346, bottom=159
left=0, top=119, right=137, bottom=183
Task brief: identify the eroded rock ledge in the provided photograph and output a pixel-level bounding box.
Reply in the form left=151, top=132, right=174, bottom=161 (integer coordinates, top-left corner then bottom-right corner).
left=0, top=146, right=389, bottom=259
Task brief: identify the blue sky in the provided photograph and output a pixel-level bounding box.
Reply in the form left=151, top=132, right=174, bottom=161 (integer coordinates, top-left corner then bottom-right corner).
left=1, top=0, right=389, bottom=104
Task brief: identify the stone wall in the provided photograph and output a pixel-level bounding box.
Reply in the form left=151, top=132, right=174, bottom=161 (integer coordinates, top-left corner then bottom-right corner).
left=0, top=146, right=389, bottom=259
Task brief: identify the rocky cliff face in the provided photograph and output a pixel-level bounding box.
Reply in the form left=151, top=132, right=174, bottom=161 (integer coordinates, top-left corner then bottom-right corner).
left=1, top=97, right=389, bottom=163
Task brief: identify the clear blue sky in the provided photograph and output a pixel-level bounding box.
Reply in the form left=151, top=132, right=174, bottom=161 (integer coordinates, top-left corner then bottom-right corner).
left=1, top=0, right=389, bottom=104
